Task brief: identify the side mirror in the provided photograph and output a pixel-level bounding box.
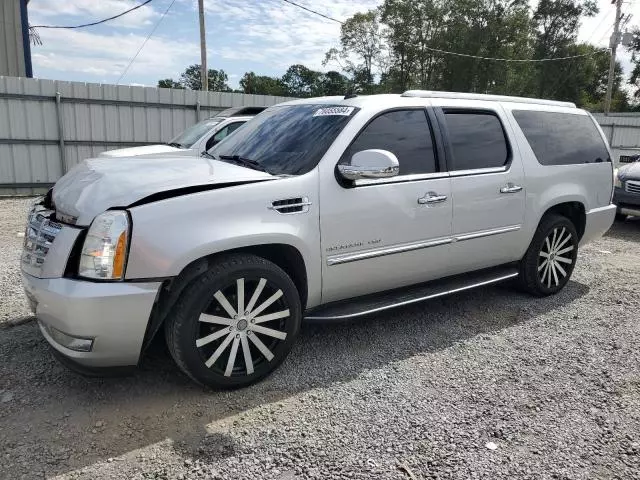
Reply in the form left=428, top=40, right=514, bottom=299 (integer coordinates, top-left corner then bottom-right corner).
left=337, top=149, right=400, bottom=180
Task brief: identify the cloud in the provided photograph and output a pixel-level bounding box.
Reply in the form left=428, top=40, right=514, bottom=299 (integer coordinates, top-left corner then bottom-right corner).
left=200, top=0, right=379, bottom=71
left=32, top=28, right=199, bottom=80
left=29, top=0, right=159, bottom=28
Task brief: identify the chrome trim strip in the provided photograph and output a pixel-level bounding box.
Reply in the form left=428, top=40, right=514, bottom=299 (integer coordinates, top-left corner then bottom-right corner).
left=449, top=166, right=507, bottom=177
left=305, top=271, right=519, bottom=320
left=327, top=225, right=521, bottom=266
left=326, top=237, right=452, bottom=266
left=268, top=196, right=312, bottom=214
left=355, top=171, right=449, bottom=186
left=267, top=201, right=312, bottom=210
left=455, top=224, right=521, bottom=242
left=587, top=204, right=616, bottom=215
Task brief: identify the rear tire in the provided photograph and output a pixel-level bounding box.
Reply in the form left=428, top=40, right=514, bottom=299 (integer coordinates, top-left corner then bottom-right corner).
left=615, top=212, right=627, bottom=222
left=517, top=214, right=578, bottom=297
left=165, top=254, right=301, bottom=389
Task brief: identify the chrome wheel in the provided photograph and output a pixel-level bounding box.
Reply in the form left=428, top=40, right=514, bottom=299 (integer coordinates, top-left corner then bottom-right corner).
left=537, top=226, right=574, bottom=289
left=196, top=277, right=291, bottom=377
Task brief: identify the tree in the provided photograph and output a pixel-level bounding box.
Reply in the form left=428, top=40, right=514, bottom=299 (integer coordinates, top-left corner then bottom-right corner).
left=319, top=71, right=349, bottom=95
left=157, top=65, right=231, bottom=91
left=239, top=72, right=287, bottom=96
left=281, top=64, right=323, bottom=97
left=179, top=64, right=231, bottom=91
left=628, top=29, right=640, bottom=100
left=532, top=0, right=598, bottom=98
left=157, top=78, right=183, bottom=89
left=324, top=10, right=383, bottom=93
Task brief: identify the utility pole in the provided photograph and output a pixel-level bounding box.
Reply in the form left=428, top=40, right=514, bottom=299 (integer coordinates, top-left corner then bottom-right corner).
left=198, top=0, right=208, bottom=91
left=604, top=0, right=623, bottom=115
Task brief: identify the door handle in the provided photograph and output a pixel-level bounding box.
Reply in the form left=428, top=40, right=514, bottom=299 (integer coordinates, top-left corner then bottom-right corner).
left=500, top=183, right=523, bottom=194
left=418, top=192, right=448, bottom=205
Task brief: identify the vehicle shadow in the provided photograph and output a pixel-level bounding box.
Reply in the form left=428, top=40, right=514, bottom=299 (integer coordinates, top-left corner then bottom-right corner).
left=0, top=280, right=590, bottom=478
left=605, top=216, right=640, bottom=241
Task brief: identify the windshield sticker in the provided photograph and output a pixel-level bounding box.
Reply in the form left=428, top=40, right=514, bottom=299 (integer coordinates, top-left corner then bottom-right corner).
left=313, top=106, right=355, bottom=117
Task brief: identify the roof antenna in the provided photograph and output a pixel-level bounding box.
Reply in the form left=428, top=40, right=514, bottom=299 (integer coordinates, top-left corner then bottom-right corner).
left=344, top=91, right=358, bottom=99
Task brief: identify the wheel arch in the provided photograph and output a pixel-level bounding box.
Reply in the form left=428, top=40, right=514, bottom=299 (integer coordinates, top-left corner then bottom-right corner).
left=539, top=201, right=586, bottom=240
left=141, top=243, right=309, bottom=352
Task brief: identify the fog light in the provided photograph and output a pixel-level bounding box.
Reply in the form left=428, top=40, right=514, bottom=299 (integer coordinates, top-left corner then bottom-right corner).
left=41, top=322, right=94, bottom=352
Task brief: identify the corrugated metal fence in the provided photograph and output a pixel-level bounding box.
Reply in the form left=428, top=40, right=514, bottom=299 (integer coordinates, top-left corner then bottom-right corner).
left=0, top=76, right=295, bottom=194
left=592, top=113, right=640, bottom=166
left=2, top=76, right=639, bottom=195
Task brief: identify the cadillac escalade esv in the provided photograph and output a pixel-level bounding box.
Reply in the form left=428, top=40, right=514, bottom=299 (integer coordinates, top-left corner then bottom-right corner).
left=21, top=91, right=616, bottom=388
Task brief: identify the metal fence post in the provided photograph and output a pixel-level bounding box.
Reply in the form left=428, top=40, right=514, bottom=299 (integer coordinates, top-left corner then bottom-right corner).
left=54, top=92, right=67, bottom=174
left=609, top=124, right=616, bottom=147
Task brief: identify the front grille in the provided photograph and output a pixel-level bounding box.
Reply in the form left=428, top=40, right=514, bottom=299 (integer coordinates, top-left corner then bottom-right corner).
left=22, top=205, right=62, bottom=270
left=625, top=180, right=640, bottom=195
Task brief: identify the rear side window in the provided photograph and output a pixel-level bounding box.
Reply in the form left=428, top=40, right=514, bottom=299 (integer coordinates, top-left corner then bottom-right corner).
left=442, top=111, right=509, bottom=170
left=342, top=109, right=437, bottom=175
left=512, top=110, right=610, bottom=165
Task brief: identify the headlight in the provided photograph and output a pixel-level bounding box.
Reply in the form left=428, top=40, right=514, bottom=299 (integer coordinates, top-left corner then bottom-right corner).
left=614, top=169, right=622, bottom=188
left=78, top=211, right=129, bottom=280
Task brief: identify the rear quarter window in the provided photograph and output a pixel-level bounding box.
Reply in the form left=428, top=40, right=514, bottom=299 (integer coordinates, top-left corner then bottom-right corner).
left=512, top=110, right=610, bottom=165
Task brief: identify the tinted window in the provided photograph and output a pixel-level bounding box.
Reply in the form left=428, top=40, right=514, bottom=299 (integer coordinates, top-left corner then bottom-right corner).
left=170, top=118, right=222, bottom=148
left=513, top=110, right=610, bottom=165
left=443, top=111, right=509, bottom=170
left=206, top=122, right=245, bottom=149
left=341, top=110, right=437, bottom=175
left=210, top=104, right=357, bottom=176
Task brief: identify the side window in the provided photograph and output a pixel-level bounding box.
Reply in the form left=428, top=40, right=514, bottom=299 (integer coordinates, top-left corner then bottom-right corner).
left=442, top=111, right=509, bottom=170
left=512, top=110, right=610, bottom=165
left=341, top=109, right=437, bottom=175
left=206, top=122, right=245, bottom=150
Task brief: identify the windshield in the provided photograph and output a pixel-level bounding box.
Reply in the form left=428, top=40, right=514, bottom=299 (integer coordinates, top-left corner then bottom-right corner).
left=169, top=118, right=224, bottom=148
left=209, top=104, right=358, bottom=175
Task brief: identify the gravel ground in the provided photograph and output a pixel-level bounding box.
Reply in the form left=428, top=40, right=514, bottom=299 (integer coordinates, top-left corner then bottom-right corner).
left=0, top=197, right=639, bottom=480
left=0, top=198, right=35, bottom=326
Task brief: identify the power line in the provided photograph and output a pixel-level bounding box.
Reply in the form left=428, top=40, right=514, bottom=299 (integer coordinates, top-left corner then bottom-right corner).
left=281, top=0, right=342, bottom=24
left=280, top=0, right=604, bottom=63
left=31, top=0, right=155, bottom=29
left=116, top=0, right=176, bottom=84
left=420, top=46, right=594, bottom=62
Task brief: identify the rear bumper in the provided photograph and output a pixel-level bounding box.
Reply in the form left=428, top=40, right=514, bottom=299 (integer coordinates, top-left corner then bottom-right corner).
left=580, top=204, right=616, bottom=246
left=22, top=273, right=160, bottom=367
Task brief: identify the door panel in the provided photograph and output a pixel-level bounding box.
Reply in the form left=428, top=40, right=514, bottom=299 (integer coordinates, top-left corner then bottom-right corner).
left=434, top=103, right=527, bottom=272
left=319, top=107, right=453, bottom=304
left=450, top=169, right=526, bottom=271
left=320, top=178, right=453, bottom=303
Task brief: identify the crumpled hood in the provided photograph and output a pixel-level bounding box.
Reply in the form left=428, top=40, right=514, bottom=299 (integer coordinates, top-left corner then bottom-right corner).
left=53, top=155, right=273, bottom=226
left=618, top=161, right=640, bottom=181
left=98, top=144, right=182, bottom=157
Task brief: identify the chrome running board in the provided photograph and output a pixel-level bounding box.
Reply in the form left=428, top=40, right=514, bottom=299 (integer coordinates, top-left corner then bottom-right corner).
left=304, top=265, right=519, bottom=321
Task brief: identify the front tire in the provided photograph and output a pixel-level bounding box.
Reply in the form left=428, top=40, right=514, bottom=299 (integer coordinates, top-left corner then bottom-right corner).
left=165, top=254, right=301, bottom=389
left=518, top=214, right=579, bottom=297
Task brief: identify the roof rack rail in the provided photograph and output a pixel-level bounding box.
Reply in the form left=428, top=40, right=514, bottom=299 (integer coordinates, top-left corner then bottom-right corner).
left=401, top=90, right=576, bottom=108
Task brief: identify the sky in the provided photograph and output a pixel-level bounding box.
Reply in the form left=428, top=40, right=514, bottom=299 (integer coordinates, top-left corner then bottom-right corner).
left=26, top=0, right=639, bottom=90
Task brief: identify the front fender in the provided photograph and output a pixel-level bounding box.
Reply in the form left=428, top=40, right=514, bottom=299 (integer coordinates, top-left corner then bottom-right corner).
left=124, top=174, right=321, bottom=307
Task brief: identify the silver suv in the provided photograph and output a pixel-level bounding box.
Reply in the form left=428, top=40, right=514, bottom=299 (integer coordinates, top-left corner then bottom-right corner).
left=21, top=91, right=616, bottom=388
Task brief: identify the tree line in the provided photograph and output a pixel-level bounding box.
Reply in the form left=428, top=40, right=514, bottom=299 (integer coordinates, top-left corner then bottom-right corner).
left=158, top=64, right=350, bottom=97
left=159, top=0, right=640, bottom=111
